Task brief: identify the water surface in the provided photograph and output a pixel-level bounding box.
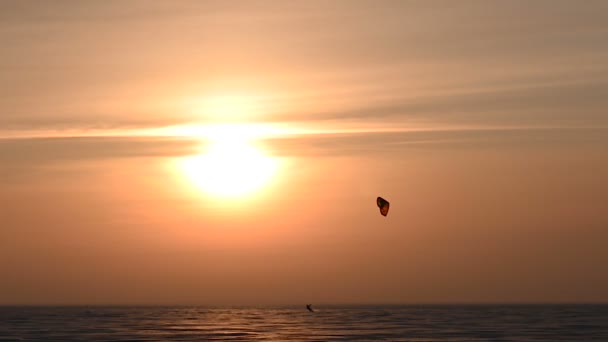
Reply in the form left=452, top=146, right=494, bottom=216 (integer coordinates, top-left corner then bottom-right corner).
left=1, top=305, right=607, bottom=341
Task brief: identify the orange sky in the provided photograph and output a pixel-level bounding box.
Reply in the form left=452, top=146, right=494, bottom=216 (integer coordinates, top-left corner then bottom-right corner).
left=1, top=1, right=608, bottom=305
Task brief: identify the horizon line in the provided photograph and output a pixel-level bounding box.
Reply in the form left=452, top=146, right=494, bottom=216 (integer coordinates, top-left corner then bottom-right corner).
left=2, top=301, right=607, bottom=307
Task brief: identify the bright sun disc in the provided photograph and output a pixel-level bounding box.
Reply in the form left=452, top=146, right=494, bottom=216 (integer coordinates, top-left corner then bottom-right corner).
left=179, top=138, right=278, bottom=199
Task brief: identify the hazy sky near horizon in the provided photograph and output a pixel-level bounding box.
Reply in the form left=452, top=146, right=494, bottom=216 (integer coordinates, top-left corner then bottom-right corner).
left=1, top=1, right=608, bottom=305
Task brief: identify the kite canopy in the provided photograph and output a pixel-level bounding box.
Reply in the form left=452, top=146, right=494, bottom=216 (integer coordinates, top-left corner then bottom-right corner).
left=377, top=197, right=390, bottom=216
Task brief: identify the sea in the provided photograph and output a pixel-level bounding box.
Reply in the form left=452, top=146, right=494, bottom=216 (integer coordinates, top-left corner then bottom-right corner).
left=1, top=305, right=607, bottom=341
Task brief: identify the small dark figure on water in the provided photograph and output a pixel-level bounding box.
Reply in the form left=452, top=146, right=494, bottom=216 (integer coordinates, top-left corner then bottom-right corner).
left=306, top=304, right=315, bottom=313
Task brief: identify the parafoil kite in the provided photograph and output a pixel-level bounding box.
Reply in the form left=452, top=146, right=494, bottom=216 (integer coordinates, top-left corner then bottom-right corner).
left=377, top=197, right=390, bottom=216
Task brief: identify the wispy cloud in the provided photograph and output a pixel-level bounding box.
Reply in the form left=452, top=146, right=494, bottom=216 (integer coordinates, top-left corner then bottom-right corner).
left=2, top=126, right=605, bottom=170
left=2, top=1, right=607, bottom=133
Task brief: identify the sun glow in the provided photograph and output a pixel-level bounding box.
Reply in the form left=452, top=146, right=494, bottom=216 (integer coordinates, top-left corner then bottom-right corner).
left=177, top=124, right=280, bottom=199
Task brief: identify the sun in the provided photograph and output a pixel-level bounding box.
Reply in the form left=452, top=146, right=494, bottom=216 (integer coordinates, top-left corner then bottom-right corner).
left=177, top=125, right=280, bottom=199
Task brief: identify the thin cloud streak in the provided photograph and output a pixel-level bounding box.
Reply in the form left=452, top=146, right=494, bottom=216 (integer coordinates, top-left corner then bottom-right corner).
left=2, top=121, right=606, bottom=141
left=2, top=126, right=605, bottom=166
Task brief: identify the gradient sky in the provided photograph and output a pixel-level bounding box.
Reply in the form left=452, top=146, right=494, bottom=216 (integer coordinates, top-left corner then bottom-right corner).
left=1, top=1, right=608, bottom=305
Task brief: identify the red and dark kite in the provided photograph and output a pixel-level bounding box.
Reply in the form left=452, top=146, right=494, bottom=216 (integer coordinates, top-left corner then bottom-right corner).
left=377, top=197, right=390, bottom=217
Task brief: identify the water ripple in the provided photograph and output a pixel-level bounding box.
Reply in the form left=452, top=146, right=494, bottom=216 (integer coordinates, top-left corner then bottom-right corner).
left=0, top=305, right=607, bottom=341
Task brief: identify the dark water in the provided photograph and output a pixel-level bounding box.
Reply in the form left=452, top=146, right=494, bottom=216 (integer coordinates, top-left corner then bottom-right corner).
left=1, top=305, right=607, bottom=341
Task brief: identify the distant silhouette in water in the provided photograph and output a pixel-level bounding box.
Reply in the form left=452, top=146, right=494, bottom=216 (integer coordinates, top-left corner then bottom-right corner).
left=306, top=304, right=315, bottom=313
left=377, top=197, right=390, bottom=216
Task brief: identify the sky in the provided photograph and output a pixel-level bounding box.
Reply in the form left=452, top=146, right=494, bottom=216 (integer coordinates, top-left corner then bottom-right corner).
left=1, top=0, right=607, bottom=305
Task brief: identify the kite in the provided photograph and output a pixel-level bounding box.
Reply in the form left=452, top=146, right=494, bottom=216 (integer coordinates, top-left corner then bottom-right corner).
left=377, top=197, right=390, bottom=216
